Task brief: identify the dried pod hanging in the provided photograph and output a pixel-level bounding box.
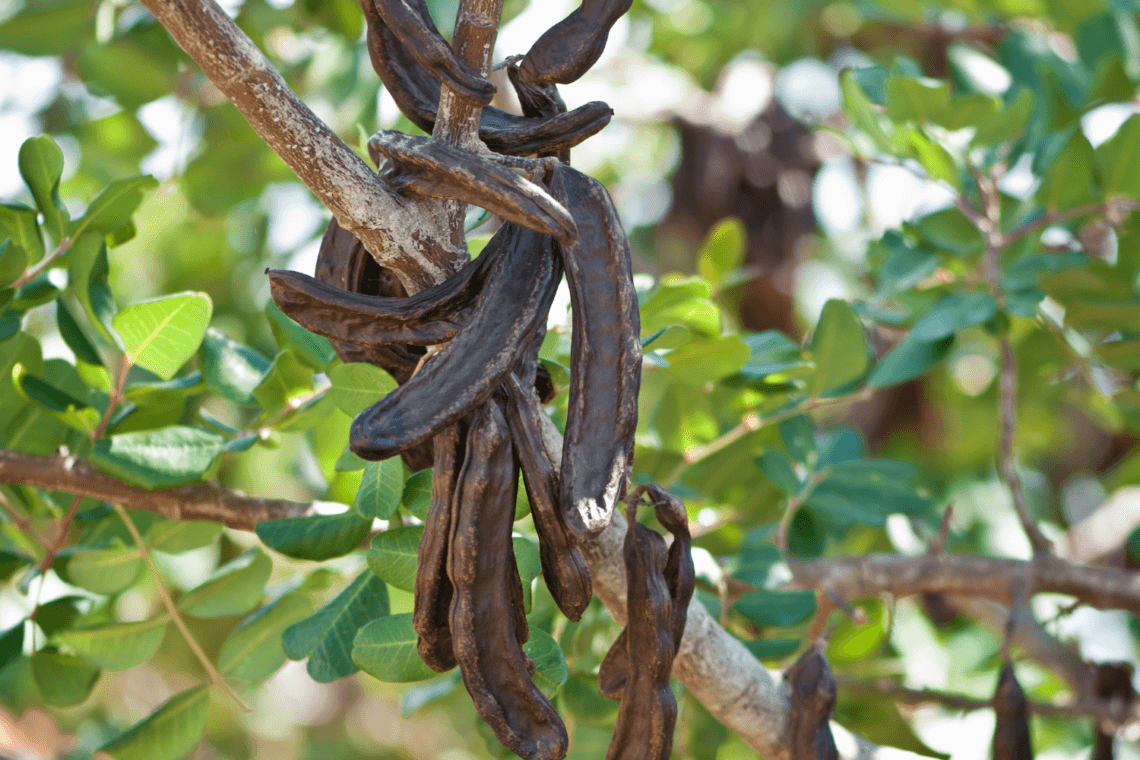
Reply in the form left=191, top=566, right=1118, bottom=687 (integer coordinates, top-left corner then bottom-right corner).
left=992, top=662, right=1034, bottom=760
left=517, top=0, right=634, bottom=85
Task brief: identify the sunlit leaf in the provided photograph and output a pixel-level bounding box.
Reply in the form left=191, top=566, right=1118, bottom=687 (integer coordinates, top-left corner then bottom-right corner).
left=113, top=293, right=212, bottom=381
left=283, top=571, right=389, bottom=683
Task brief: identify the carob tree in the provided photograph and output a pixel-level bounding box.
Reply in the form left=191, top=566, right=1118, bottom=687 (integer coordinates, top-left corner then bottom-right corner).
left=265, top=1, right=702, bottom=756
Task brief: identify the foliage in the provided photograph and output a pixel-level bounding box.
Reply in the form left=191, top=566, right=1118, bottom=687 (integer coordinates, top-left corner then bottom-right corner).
left=0, top=0, right=1139, bottom=758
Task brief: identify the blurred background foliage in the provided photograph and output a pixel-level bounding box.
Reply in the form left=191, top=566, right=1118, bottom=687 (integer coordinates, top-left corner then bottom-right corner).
left=1, top=0, right=1140, bottom=758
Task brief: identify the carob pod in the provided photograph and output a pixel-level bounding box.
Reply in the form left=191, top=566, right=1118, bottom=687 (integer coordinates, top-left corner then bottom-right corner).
left=448, top=402, right=568, bottom=760
left=506, top=64, right=570, bottom=163
left=597, top=484, right=692, bottom=701
left=360, top=0, right=612, bottom=156
left=1092, top=662, right=1134, bottom=760
left=267, top=228, right=498, bottom=348
left=549, top=165, right=641, bottom=539
left=413, top=423, right=465, bottom=671
left=786, top=648, right=839, bottom=760
left=368, top=130, right=576, bottom=245
left=365, top=0, right=494, bottom=104
left=502, top=374, right=592, bottom=621
left=603, top=502, right=678, bottom=760
left=517, top=0, right=634, bottom=85
left=992, top=662, right=1033, bottom=760
left=350, top=221, right=562, bottom=461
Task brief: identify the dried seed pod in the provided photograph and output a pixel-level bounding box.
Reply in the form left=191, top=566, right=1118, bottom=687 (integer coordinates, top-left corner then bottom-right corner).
left=365, top=0, right=494, bottom=104
left=548, top=166, right=641, bottom=539
left=786, top=648, right=839, bottom=760
left=598, top=485, right=692, bottom=700
left=1093, top=662, right=1134, bottom=760
left=603, top=503, right=678, bottom=760
left=350, top=222, right=562, bottom=461
left=992, top=663, right=1033, bottom=760
left=517, top=0, right=634, bottom=85
left=413, top=423, right=465, bottom=671
left=449, top=402, right=568, bottom=760
left=506, top=64, right=570, bottom=163
left=368, top=131, right=576, bottom=244
left=502, top=373, right=592, bottom=621
left=267, top=234, right=494, bottom=348
left=360, top=0, right=612, bottom=156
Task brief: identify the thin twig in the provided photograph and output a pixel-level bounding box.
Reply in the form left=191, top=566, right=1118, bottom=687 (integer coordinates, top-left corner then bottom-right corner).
left=110, top=502, right=250, bottom=711
left=998, top=337, right=1052, bottom=555
left=1000, top=199, right=1140, bottom=247
left=775, top=468, right=830, bottom=554
left=0, top=491, right=51, bottom=550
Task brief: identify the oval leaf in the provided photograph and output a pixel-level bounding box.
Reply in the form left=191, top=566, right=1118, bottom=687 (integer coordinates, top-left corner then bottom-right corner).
left=145, top=520, right=223, bottom=555
left=113, top=292, right=212, bottom=381
left=99, top=685, right=209, bottom=760
left=57, top=617, right=167, bottom=671
left=401, top=469, right=433, bottom=521
left=352, top=612, right=435, bottom=683
left=91, top=426, right=228, bottom=490
left=523, top=628, right=567, bottom=699
left=328, top=362, right=397, bottom=417
left=282, top=571, right=390, bottom=683
left=809, top=299, right=869, bottom=396
left=66, top=540, right=142, bottom=595
left=17, top=135, right=68, bottom=241
left=354, top=458, right=402, bottom=520
left=199, top=328, right=271, bottom=406
left=177, top=548, right=271, bottom=618
left=366, top=527, right=423, bottom=592
left=31, top=651, right=100, bottom=707
left=256, top=511, right=371, bottom=561
left=218, top=593, right=314, bottom=683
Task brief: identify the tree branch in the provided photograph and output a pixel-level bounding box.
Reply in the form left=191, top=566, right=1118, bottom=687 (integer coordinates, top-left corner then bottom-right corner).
left=786, top=553, right=1140, bottom=618
left=136, top=0, right=460, bottom=291
left=0, top=451, right=312, bottom=530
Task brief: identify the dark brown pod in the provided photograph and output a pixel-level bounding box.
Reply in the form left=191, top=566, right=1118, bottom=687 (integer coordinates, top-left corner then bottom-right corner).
left=517, top=0, right=634, bottom=85
left=413, top=423, right=464, bottom=671
left=502, top=374, right=592, bottom=621
left=548, top=166, right=641, bottom=539
left=366, top=0, right=494, bottom=104
left=507, top=64, right=568, bottom=120
left=597, top=485, right=692, bottom=700
left=448, top=402, right=568, bottom=760
left=267, top=231, right=495, bottom=348
left=786, top=648, right=839, bottom=760
left=349, top=222, right=562, bottom=461
left=992, top=663, right=1034, bottom=760
left=603, top=503, right=677, bottom=760
left=368, top=130, right=576, bottom=245
left=360, top=0, right=612, bottom=156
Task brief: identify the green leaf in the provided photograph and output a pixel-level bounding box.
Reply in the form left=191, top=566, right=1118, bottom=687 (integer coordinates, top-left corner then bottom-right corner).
left=68, top=233, right=118, bottom=346
left=354, top=459, right=402, bottom=519
left=911, top=292, right=999, bottom=341
left=256, top=512, right=372, bottom=561
left=0, top=621, right=24, bottom=672
left=335, top=445, right=367, bottom=472
left=31, top=651, right=100, bottom=707
left=641, top=324, right=691, bottom=351
left=697, top=217, right=746, bottom=285
left=275, top=392, right=335, bottom=433
left=662, top=335, right=750, bottom=385
left=13, top=274, right=59, bottom=311
left=1066, top=301, right=1140, bottom=329
left=841, top=70, right=893, bottom=151
left=283, top=571, right=390, bottom=683
left=218, top=592, right=315, bottom=683
left=523, top=628, right=567, bottom=699
left=328, top=362, right=397, bottom=417
left=0, top=204, right=44, bottom=268
left=734, top=589, right=817, bottom=628
left=65, top=539, right=142, bottom=595
left=866, top=334, right=954, bottom=388
left=401, top=470, right=433, bottom=520
left=178, top=548, right=272, bottom=618
left=91, top=426, right=228, bottom=489
left=56, top=617, right=167, bottom=671
left=56, top=298, right=103, bottom=367
left=13, top=365, right=98, bottom=435
left=972, top=88, right=1033, bottom=146
left=737, top=331, right=806, bottom=380
left=366, top=527, right=423, bottom=592
left=0, top=0, right=91, bottom=56
left=17, top=136, right=68, bottom=240
left=252, top=349, right=313, bottom=415
left=1096, top=339, right=1140, bottom=369
left=886, top=76, right=951, bottom=124
left=809, top=299, right=869, bottom=396
left=401, top=672, right=462, bottom=717
left=113, top=292, right=212, bottom=381
left=938, top=93, right=1000, bottom=132
left=199, top=328, right=272, bottom=406
left=145, top=520, right=223, bottom=555
left=909, top=209, right=984, bottom=256
left=639, top=277, right=721, bottom=337
left=905, top=128, right=959, bottom=189
left=1039, top=131, right=1097, bottom=210
left=266, top=300, right=336, bottom=369
left=1096, top=116, right=1140, bottom=198
left=99, top=685, right=209, bottom=760
left=73, top=175, right=159, bottom=236
left=760, top=450, right=801, bottom=494
left=352, top=612, right=436, bottom=682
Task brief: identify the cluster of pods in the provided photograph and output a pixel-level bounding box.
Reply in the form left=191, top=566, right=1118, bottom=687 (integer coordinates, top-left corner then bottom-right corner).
left=265, top=0, right=698, bottom=758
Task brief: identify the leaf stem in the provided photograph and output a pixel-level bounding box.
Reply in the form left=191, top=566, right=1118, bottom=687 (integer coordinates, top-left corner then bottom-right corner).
left=110, top=501, right=250, bottom=712
left=11, top=238, right=73, bottom=290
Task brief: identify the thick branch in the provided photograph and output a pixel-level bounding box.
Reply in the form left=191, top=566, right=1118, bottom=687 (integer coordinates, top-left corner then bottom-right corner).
left=137, top=0, right=459, bottom=290
left=0, top=451, right=312, bottom=530
left=787, top=553, right=1140, bottom=617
